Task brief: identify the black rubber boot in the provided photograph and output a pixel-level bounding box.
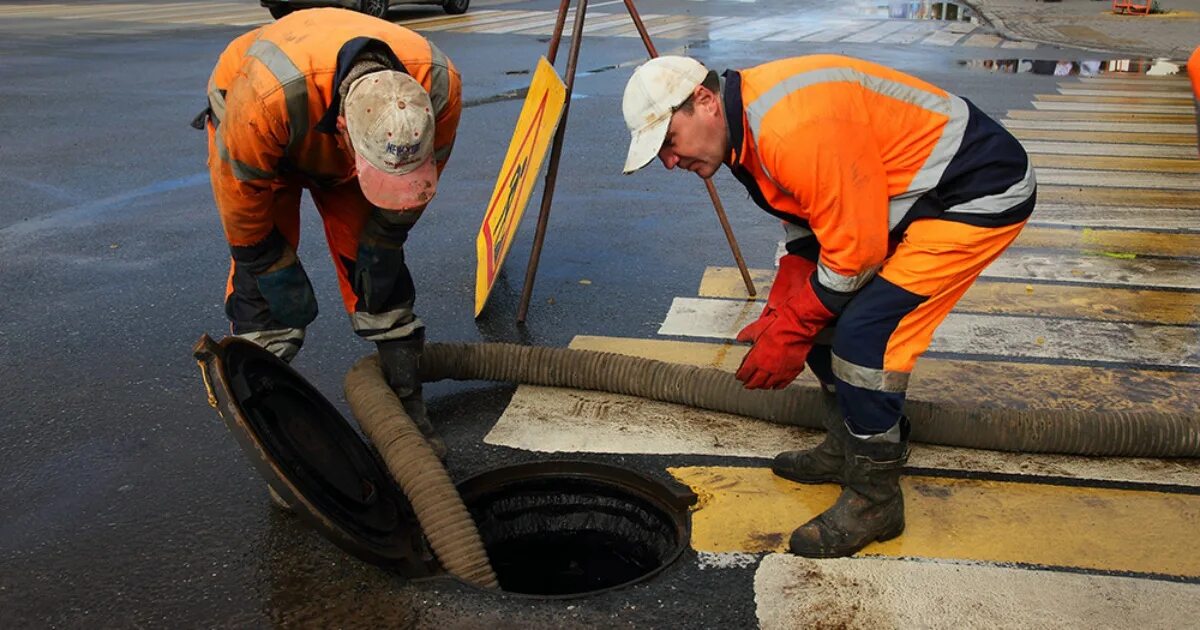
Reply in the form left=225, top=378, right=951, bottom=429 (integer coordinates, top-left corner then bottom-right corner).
left=771, top=414, right=849, bottom=484
left=377, top=331, right=447, bottom=459
left=787, top=418, right=909, bottom=558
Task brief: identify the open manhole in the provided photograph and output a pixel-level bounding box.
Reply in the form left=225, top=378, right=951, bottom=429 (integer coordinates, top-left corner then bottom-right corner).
left=195, top=335, right=696, bottom=598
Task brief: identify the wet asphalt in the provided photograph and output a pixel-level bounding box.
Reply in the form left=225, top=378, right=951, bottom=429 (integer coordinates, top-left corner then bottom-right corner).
left=0, top=0, right=1110, bottom=626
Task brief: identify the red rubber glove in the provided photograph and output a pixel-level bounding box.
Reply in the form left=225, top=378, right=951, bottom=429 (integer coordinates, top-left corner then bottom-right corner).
left=736, top=271, right=835, bottom=390
left=737, top=255, right=817, bottom=344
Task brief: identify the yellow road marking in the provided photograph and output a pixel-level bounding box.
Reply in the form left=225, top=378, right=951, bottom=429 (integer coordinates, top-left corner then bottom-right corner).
left=698, top=267, right=1200, bottom=324
left=1030, top=154, right=1200, bottom=174
left=670, top=466, right=1200, bottom=577
left=570, top=335, right=1200, bottom=414
left=1037, top=94, right=1193, bottom=105
left=1010, top=129, right=1197, bottom=145
left=1016, top=225, right=1200, bottom=256
left=1008, top=109, right=1194, bottom=122
left=1038, top=186, right=1200, bottom=208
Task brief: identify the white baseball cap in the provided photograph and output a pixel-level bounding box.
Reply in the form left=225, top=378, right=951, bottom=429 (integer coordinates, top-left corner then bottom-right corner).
left=621, top=56, right=709, bottom=174
left=344, top=71, right=438, bottom=211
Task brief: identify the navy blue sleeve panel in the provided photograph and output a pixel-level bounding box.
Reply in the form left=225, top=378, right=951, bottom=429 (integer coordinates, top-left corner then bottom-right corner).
left=810, top=273, right=858, bottom=315
left=938, top=98, right=1030, bottom=206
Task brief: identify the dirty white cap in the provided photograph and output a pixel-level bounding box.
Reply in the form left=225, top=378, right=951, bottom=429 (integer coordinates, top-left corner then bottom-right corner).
left=344, top=71, right=437, bottom=211
left=621, top=56, right=709, bottom=174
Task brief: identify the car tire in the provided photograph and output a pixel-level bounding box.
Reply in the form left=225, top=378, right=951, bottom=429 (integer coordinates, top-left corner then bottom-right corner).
left=268, top=5, right=293, bottom=19
left=443, top=0, right=469, bottom=15
left=359, top=0, right=389, bottom=18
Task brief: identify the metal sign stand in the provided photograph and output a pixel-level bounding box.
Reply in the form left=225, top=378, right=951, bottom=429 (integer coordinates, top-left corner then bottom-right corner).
left=515, top=0, right=757, bottom=323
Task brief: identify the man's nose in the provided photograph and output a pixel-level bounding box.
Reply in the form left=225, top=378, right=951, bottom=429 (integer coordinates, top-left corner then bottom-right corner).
left=658, top=150, right=678, bottom=170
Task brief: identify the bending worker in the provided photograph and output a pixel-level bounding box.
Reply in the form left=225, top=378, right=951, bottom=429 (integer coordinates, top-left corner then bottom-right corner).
left=622, top=55, right=1035, bottom=557
left=196, top=8, right=461, bottom=453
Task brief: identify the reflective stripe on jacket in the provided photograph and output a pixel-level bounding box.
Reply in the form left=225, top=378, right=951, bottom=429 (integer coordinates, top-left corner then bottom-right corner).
left=207, top=8, right=462, bottom=247
left=723, top=55, right=1033, bottom=308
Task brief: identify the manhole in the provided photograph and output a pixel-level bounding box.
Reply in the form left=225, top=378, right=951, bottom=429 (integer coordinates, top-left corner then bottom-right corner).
left=196, top=335, right=696, bottom=598
left=458, top=461, right=694, bottom=597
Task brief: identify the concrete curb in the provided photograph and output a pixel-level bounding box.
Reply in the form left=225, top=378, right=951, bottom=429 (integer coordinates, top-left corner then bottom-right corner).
left=961, top=0, right=1182, bottom=58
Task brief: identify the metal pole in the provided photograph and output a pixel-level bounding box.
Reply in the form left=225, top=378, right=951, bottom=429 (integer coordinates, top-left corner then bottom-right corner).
left=546, top=0, right=571, bottom=64
left=622, top=0, right=756, bottom=297
left=517, top=0, right=589, bottom=323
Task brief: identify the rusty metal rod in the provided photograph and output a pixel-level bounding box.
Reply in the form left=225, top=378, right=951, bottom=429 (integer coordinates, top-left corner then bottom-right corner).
left=702, top=178, right=756, bottom=296
left=546, top=0, right=571, bottom=64
left=517, top=0, right=589, bottom=323
left=622, top=0, right=756, bottom=298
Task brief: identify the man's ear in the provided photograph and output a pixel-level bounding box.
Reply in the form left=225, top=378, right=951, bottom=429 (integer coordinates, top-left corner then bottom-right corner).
left=336, top=115, right=348, bottom=134
left=695, top=84, right=719, bottom=115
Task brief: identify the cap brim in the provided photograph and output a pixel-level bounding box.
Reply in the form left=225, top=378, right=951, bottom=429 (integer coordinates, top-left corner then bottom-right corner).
left=622, top=119, right=670, bottom=175
left=356, top=153, right=438, bottom=211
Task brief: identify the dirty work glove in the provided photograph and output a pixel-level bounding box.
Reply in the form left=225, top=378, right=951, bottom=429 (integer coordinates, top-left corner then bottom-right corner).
left=377, top=331, right=447, bottom=459
left=255, top=248, right=318, bottom=329
left=738, top=255, right=818, bottom=344
left=736, top=272, right=835, bottom=390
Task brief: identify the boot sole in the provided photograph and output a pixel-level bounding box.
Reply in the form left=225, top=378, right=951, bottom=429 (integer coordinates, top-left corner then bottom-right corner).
left=789, top=523, right=905, bottom=558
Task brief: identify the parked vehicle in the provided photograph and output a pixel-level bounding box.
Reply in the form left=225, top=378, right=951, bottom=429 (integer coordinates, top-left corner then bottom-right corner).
left=261, top=0, right=470, bottom=20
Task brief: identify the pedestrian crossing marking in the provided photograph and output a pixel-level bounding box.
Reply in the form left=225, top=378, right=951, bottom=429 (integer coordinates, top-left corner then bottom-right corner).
left=1011, top=129, right=1199, bottom=145
left=673, top=466, right=1200, bottom=576
left=1038, top=186, right=1200, bottom=208
left=1008, top=110, right=1194, bottom=123
left=1030, top=154, right=1200, bottom=174
left=699, top=268, right=1200, bottom=325
left=0, top=2, right=1040, bottom=48
left=1058, top=88, right=1193, bottom=100
left=1032, top=102, right=1194, bottom=115
left=1020, top=139, right=1196, bottom=158
left=755, top=555, right=1200, bottom=630
left=660, top=297, right=1200, bottom=368
left=1037, top=168, right=1200, bottom=191
left=1005, top=119, right=1195, bottom=133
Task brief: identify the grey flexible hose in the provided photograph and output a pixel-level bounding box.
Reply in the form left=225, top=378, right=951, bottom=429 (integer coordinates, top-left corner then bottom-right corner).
left=418, top=342, right=1200, bottom=458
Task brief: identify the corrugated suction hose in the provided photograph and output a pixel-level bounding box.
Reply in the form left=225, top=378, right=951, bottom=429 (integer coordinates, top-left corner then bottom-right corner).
left=345, top=355, right=498, bottom=589
left=344, top=342, right=1198, bottom=586
left=416, top=342, right=1200, bottom=458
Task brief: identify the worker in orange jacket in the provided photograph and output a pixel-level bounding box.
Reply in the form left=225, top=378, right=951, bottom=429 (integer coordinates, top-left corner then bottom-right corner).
left=1189, top=44, right=1199, bottom=155
left=622, top=55, right=1035, bottom=557
left=196, top=8, right=462, bottom=454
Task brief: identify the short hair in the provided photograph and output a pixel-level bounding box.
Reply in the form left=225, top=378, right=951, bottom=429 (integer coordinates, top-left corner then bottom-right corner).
left=675, top=70, right=721, bottom=114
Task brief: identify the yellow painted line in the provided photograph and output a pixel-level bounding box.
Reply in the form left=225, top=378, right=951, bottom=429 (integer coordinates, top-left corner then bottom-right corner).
left=1039, top=185, right=1200, bottom=208
left=570, top=336, right=1200, bottom=414
left=1007, top=109, right=1194, bottom=123
left=1036, top=94, right=1192, bottom=105
left=1059, top=88, right=1192, bottom=100
left=1018, top=225, right=1200, bottom=256
left=1030, top=154, right=1200, bottom=174
left=1010, top=128, right=1198, bottom=145
left=412, top=10, right=527, bottom=31
left=670, top=466, right=1200, bottom=577
left=697, top=267, right=1200, bottom=325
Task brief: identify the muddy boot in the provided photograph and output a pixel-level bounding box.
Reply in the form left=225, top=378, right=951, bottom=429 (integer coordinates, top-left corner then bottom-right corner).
left=771, top=413, right=849, bottom=484
left=377, top=331, right=447, bottom=459
left=788, top=418, right=909, bottom=558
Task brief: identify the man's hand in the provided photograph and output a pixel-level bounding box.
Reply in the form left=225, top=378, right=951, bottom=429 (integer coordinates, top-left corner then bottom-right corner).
left=736, top=266, right=835, bottom=390
left=737, top=254, right=816, bottom=344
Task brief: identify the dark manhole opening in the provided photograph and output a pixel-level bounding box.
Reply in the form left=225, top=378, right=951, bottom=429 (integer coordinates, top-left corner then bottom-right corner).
left=459, top=468, right=692, bottom=598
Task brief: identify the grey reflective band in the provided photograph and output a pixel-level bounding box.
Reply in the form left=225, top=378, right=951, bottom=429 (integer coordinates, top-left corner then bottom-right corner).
left=784, top=222, right=813, bottom=242
left=207, top=81, right=226, bottom=127
left=434, top=143, right=453, bottom=163
left=216, top=130, right=275, bottom=182
left=817, top=260, right=878, bottom=293
left=427, top=41, right=452, bottom=120
left=351, top=309, right=423, bottom=341
left=832, top=353, right=910, bottom=393
left=236, top=327, right=305, bottom=362
left=893, top=95, right=969, bottom=218
left=943, top=162, right=1037, bottom=215
left=246, top=39, right=309, bottom=158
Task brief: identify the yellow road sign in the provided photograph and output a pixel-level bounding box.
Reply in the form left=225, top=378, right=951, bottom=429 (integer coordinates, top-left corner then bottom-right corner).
left=474, top=57, right=567, bottom=317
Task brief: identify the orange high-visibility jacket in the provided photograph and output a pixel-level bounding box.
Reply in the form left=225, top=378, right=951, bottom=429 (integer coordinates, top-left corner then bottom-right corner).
left=723, top=55, right=1034, bottom=308
left=206, top=8, right=462, bottom=248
